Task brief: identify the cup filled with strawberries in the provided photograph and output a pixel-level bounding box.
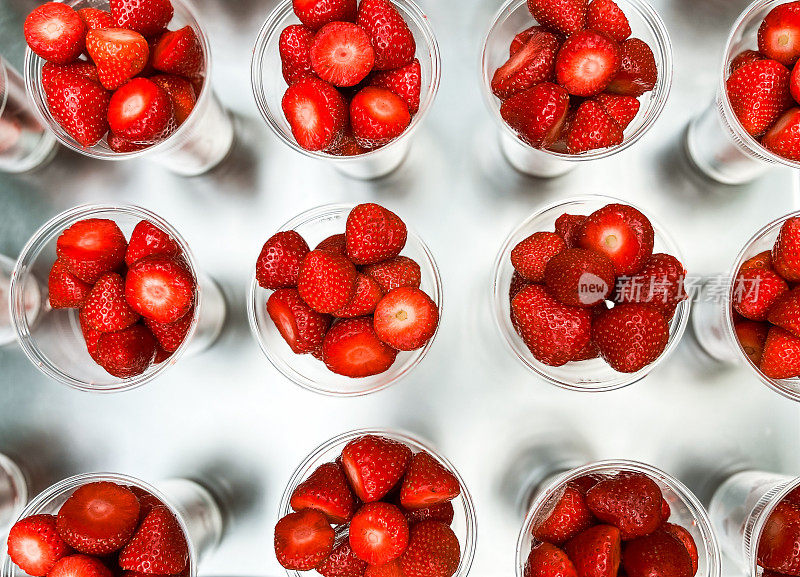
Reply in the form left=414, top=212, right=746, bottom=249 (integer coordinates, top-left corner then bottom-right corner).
left=251, top=0, right=441, bottom=179
left=22, top=0, right=234, bottom=176
left=274, top=429, right=476, bottom=577
left=492, top=196, right=690, bottom=391
left=481, top=0, right=672, bottom=177
left=9, top=204, right=226, bottom=392
left=248, top=203, right=442, bottom=396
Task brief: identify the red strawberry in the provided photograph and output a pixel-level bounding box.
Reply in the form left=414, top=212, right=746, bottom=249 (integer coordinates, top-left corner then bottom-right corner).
left=48, top=555, right=113, bottom=577
left=594, top=93, right=639, bottom=129
left=370, top=59, right=422, bottom=114
left=501, top=82, right=570, bottom=148
left=662, top=524, right=698, bottom=575
left=7, top=515, right=72, bottom=577
left=399, top=452, right=460, bottom=510
left=280, top=24, right=315, bottom=85
left=95, top=324, right=157, bottom=378
left=556, top=30, right=621, bottom=97
left=730, top=50, right=764, bottom=74
left=125, top=256, right=195, bottom=323
left=735, top=321, right=769, bottom=366
left=48, top=259, right=92, bottom=309
left=77, top=8, right=114, bottom=30
left=760, top=325, right=800, bottom=378
left=768, top=287, right=800, bottom=336
left=82, top=273, right=141, bottom=333
left=311, top=22, right=375, bottom=87
left=586, top=472, right=663, bottom=539
left=349, top=502, right=409, bottom=565
left=363, top=256, right=421, bottom=292
left=577, top=203, right=654, bottom=276
left=511, top=231, right=567, bottom=283
left=317, top=233, right=348, bottom=256
left=792, top=60, right=800, bottom=103
left=525, top=543, right=578, bottom=577
left=564, top=525, right=621, bottom=577
left=24, top=3, right=86, bottom=65
left=125, top=220, right=180, bottom=266
left=732, top=268, right=789, bottom=321
left=614, top=253, right=687, bottom=319
left=527, top=0, right=588, bottom=36
left=86, top=28, right=149, bottom=90
left=341, top=435, right=412, bottom=502
left=282, top=76, right=348, bottom=151
left=298, top=249, right=358, bottom=313
left=510, top=271, right=532, bottom=300
left=555, top=214, right=587, bottom=248
left=119, top=506, right=188, bottom=575
left=365, top=561, right=404, bottom=577
left=373, top=287, right=439, bottom=351
left=274, top=509, right=335, bottom=571
left=534, top=484, right=595, bottom=545
left=322, top=317, right=398, bottom=377
left=511, top=284, right=592, bottom=366
left=150, top=75, right=196, bottom=125
left=491, top=30, right=562, bottom=99
left=79, top=311, right=103, bottom=362
left=108, top=132, right=150, bottom=152
left=256, top=231, right=310, bottom=289
left=607, top=38, right=657, bottom=97
left=758, top=498, right=800, bottom=574
left=566, top=100, right=623, bottom=153
left=763, top=107, right=800, bottom=160
left=151, top=26, right=203, bottom=77
left=399, top=521, right=460, bottom=577
left=57, top=482, right=140, bottom=555
left=46, top=75, right=111, bottom=148
left=144, top=307, right=193, bottom=353
left=572, top=339, right=600, bottom=361
left=56, top=219, right=126, bottom=284
left=318, top=541, right=368, bottom=577
left=758, top=2, right=800, bottom=67
left=726, top=59, right=792, bottom=136
left=570, top=474, right=606, bottom=495
left=544, top=248, right=616, bottom=307
left=510, top=26, right=542, bottom=55
left=773, top=217, right=800, bottom=281
left=268, top=288, right=332, bottom=355
left=351, top=87, right=411, bottom=148
left=586, top=0, right=630, bottom=42
left=42, top=61, right=99, bottom=95
left=110, top=0, right=174, bottom=37
left=108, top=78, right=175, bottom=143
left=346, top=203, right=407, bottom=265
left=291, top=461, right=356, bottom=523
left=334, top=274, right=385, bottom=318
left=357, top=0, right=416, bottom=71
left=623, top=531, right=693, bottom=577
left=593, top=304, right=668, bottom=373
left=329, top=129, right=370, bottom=156
left=403, top=502, right=455, bottom=526
left=661, top=497, right=671, bottom=521
left=741, top=250, right=773, bottom=271
left=293, top=0, right=357, bottom=31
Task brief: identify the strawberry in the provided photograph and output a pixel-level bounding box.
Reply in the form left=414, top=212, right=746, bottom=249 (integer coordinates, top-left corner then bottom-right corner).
left=373, top=287, right=439, bottom=351
left=491, top=30, right=562, bottom=99
left=577, top=203, right=654, bottom=276
left=280, top=24, right=315, bottom=85
left=108, top=78, right=175, bottom=143
left=511, top=232, right=567, bottom=283
left=763, top=107, right=800, bottom=160
left=341, top=434, right=412, bottom=502
left=544, top=248, right=616, bottom=308
left=298, top=249, right=358, bottom=313
left=570, top=474, right=606, bottom=495
left=365, top=561, right=404, bottom=577
left=346, top=203, right=407, bottom=265
left=792, top=60, right=800, bottom=103
left=48, top=555, right=113, bottom=577
left=95, top=324, right=157, bottom=378
left=57, top=219, right=127, bottom=284
left=334, top=274, right=385, bottom=318
left=606, top=38, right=657, bottom=97
left=268, top=288, right=332, bottom=355
left=86, top=28, right=149, bottom=91
left=511, top=26, right=544, bottom=56
left=151, top=26, right=203, bottom=77
left=125, top=220, right=181, bottom=266
left=370, top=59, right=422, bottom=114
left=592, top=304, right=668, bottom=373
left=614, top=253, right=687, bottom=320
left=48, top=259, right=92, bottom=309
left=730, top=50, right=764, bottom=74
left=274, top=509, right=335, bottom=570
left=351, top=87, right=411, bottom=148
left=768, top=288, right=800, bottom=337
left=119, top=506, right=188, bottom=575
left=527, top=0, right=588, bottom=36
left=556, top=30, right=621, bottom=97
left=322, top=317, right=398, bottom=377
left=594, top=93, right=639, bottom=129
left=555, top=214, right=587, bottom=248
left=7, top=515, right=72, bottom=577
left=318, top=541, right=368, bottom=577
left=363, top=256, right=421, bottom=292
left=586, top=0, right=631, bottom=43
left=403, top=502, right=455, bottom=526
left=110, top=0, right=174, bottom=37
left=510, top=271, right=532, bottom=300
left=282, top=77, right=348, bottom=151
left=511, top=284, right=592, bottom=366
left=329, top=129, right=370, bottom=156
left=662, top=524, right=698, bottom=575
left=525, top=543, right=578, bottom=577
left=293, top=0, right=357, bottom=31
left=623, top=531, right=693, bottom=577
left=566, top=100, right=623, bottom=153
left=661, top=497, right=671, bottom=521
left=732, top=268, right=788, bottom=321
left=150, top=75, right=196, bottom=125
left=736, top=321, right=770, bottom=366
left=311, top=23, right=375, bottom=87
left=82, top=273, right=141, bottom=333
left=534, top=484, right=595, bottom=545
left=758, top=498, right=800, bottom=574
left=79, top=311, right=103, bottom=362
left=108, top=132, right=150, bottom=152
left=46, top=75, right=111, bottom=148
left=501, top=82, right=570, bottom=148
left=357, top=0, right=416, bottom=71
left=400, top=452, right=460, bottom=510
left=399, top=521, right=460, bottom=577
left=317, top=233, right=348, bottom=256
left=564, top=525, right=621, bottom=577
left=77, top=8, right=114, bottom=31
left=760, top=326, right=800, bottom=378
left=349, top=502, right=409, bottom=565
left=42, top=61, right=99, bottom=95
left=57, top=482, right=140, bottom=555
left=291, top=461, right=356, bottom=523
left=572, top=339, right=600, bottom=361
left=125, top=256, right=195, bottom=323
left=773, top=216, right=800, bottom=281
left=24, top=3, right=86, bottom=65
left=741, top=250, right=773, bottom=271
left=144, top=307, right=193, bottom=353
left=726, top=59, right=792, bottom=136
left=758, top=2, right=800, bottom=67
left=586, top=472, right=664, bottom=540
left=256, top=231, right=310, bottom=289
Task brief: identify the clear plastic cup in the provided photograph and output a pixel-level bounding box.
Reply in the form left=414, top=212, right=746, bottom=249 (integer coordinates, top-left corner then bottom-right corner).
left=480, top=0, right=673, bottom=178
left=278, top=428, right=477, bottom=577
left=0, top=454, right=28, bottom=537
left=247, top=204, right=443, bottom=397
left=0, top=57, right=56, bottom=174
left=517, top=460, right=722, bottom=577
left=491, top=195, right=690, bottom=392
left=709, top=470, right=800, bottom=575
left=0, top=253, right=43, bottom=348
left=684, top=0, right=800, bottom=185
left=23, top=0, right=234, bottom=177
left=251, top=0, right=441, bottom=180
left=0, top=472, right=223, bottom=577
left=10, top=204, right=227, bottom=393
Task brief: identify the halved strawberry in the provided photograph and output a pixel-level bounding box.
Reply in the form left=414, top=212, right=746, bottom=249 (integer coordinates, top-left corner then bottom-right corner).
left=741, top=250, right=773, bottom=271
left=350, top=86, right=411, bottom=149
left=763, top=107, right=800, bottom=160
left=7, top=515, right=72, bottom=577
left=48, top=555, right=113, bottom=577
left=280, top=24, right=315, bottom=85
left=758, top=2, right=800, bottom=67
left=555, top=214, right=587, bottom=248
left=125, top=220, right=181, bottom=266
left=46, top=75, right=111, bottom=148
left=555, top=30, right=620, bottom=97
left=292, top=0, right=358, bottom=31
left=511, top=26, right=542, bottom=56
left=24, top=3, right=86, bottom=64
left=322, top=317, right=398, bottom=377
left=399, top=451, right=460, bottom=510
left=298, top=249, right=358, bottom=313
left=606, top=38, right=657, bottom=97
left=357, top=0, right=415, bottom=70
left=732, top=268, right=789, bottom=321
left=760, top=326, right=800, bottom=379
left=48, top=259, right=92, bottom=309
left=81, top=272, right=141, bottom=333
left=291, top=461, right=356, bottom=523
left=399, top=521, right=460, bottom=577
left=95, top=324, right=157, bottom=378
left=317, top=540, right=368, bottom=577
left=346, top=203, right=407, bottom=265
left=150, top=75, right=196, bottom=125
left=501, top=82, right=570, bottom=148
left=735, top=321, right=769, bottom=366
left=256, top=230, right=310, bottom=289
left=534, top=484, right=595, bottom=545
left=586, top=472, right=664, bottom=539
left=586, top=0, right=630, bottom=42
left=124, top=256, right=195, bottom=324
left=623, top=530, right=693, bottom=577
left=525, top=542, right=578, bottom=577
left=593, top=303, right=669, bottom=373
left=564, top=525, right=621, bottom=577
left=274, top=509, right=335, bottom=570
left=370, top=59, right=422, bottom=114
left=144, top=307, right=193, bottom=353
left=110, top=0, right=174, bottom=37
left=77, top=8, right=114, bottom=31
left=727, top=59, right=792, bottom=136
left=491, top=29, right=561, bottom=99
left=311, top=22, right=375, bottom=87
left=282, top=76, right=348, bottom=151
left=362, top=256, right=421, bottom=292
left=544, top=247, right=616, bottom=307
left=119, top=506, right=188, bottom=575
left=151, top=26, right=203, bottom=77
left=267, top=288, right=332, bottom=354
left=594, top=93, right=639, bottom=129
left=86, top=28, right=149, bottom=90
left=730, top=49, right=763, bottom=74
left=341, top=434, right=412, bottom=502
left=349, top=502, right=410, bottom=565
left=577, top=203, right=654, bottom=276
left=334, top=274, right=384, bottom=318
left=662, top=524, right=699, bottom=575
left=108, top=78, right=175, bottom=143
left=373, top=287, right=438, bottom=351
left=42, top=61, right=99, bottom=95
left=527, top=0, right=587, bottom=36
left=566, top=100, right=623, bottom=154
left=773, top=216, right=800, bottom=281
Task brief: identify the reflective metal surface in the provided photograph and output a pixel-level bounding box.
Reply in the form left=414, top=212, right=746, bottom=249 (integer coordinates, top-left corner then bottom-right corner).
left=0, top=1, right=799, bottom=577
